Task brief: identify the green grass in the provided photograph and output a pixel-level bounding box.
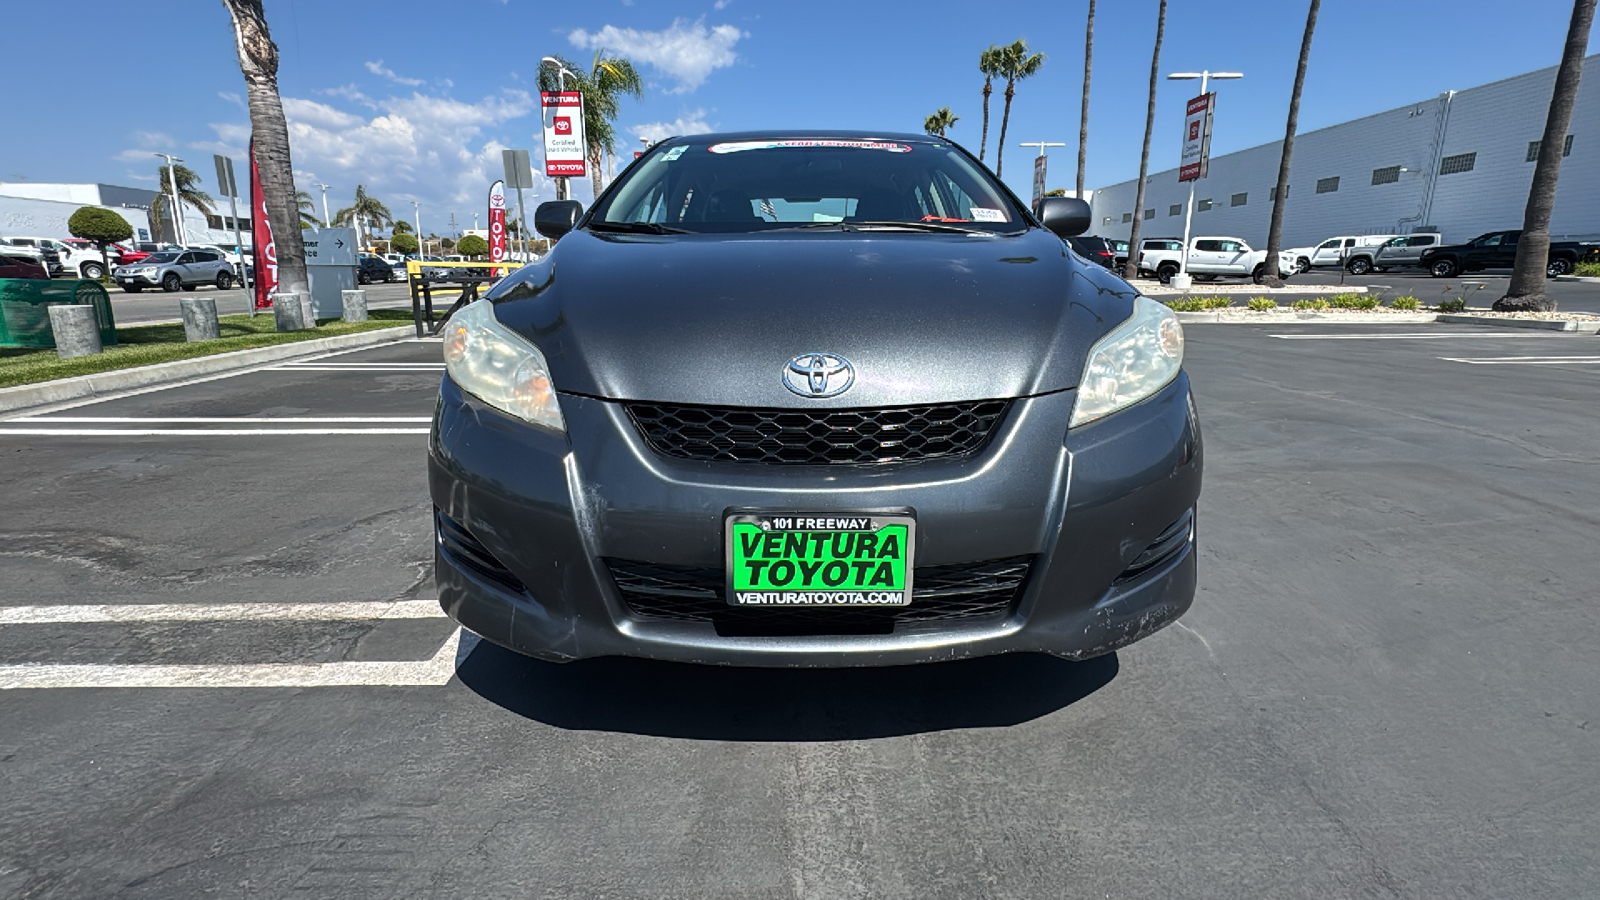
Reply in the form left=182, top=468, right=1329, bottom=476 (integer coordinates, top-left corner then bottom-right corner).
left=0, top=309, right=415, bottom=389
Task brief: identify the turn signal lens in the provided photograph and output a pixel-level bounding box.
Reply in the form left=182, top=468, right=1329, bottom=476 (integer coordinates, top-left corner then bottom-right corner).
left=1070, top=296, right=1184, bottom=428
left=441, top=300, right=565, bottom=432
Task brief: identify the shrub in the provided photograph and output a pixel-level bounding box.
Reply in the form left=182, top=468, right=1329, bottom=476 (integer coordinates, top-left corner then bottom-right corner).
left=1438, top=298, right=1467, bottom=312
left=1390, top=296, right=1420, bottom=310
left=390, top=233, right=419, bottom=255
left=457, top=234, right=489, bottom=257
left=1247, top=297, right=1277, bottom=311
left=1197, top=296, right=1233, bottom=309
left=1163, top=299, right=1208, bottom=312
left=1329, top=292, right=1377, bottom=309
left=1576, top=261, right=1600, bottom=278
left=1292, top=298, right=1330, bottom=311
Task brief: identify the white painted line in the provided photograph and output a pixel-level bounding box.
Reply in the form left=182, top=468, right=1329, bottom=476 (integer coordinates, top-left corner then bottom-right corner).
left=0, top=628, right=467, bottom=689
left=1270, top=332, right=1557, bottom=340
left=6, top=416, right=432, bottom=424
left=0, top=428, right=430, bottom=436
left=269, top=365, right=444, bottom=372
left=1439, top=356, right=1600, bottom=366
left=276, top=361, right=443, bottom=368
left=0, top=599, right=445, bottom=625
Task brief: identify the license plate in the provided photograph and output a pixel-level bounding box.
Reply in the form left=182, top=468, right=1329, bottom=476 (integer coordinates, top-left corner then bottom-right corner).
left=725, top=512, right=914, bottom=606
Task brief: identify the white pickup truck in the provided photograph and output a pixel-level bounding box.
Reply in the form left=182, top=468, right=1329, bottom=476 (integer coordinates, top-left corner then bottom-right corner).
left=1137, top=236, right=1299, bottom=285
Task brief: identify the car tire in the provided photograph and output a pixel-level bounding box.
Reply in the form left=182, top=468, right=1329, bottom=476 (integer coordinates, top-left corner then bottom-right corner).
left=161, top=273, right=182, bottom=292
left=1252, top=264, right=1268, bottom=285
left=1546, top=258, right=1572, bottom=277
left=216, top=272, right=234, bottom=290
left=1157, top=263, right=1179, bottom=285
left=81, top=262, right=105, bottom=280
left=1295, top=257, right=1310, bottom=274
left=1347, top=257, right=1373, bottom=275
left=1429, top=259, right=1458, bottom=278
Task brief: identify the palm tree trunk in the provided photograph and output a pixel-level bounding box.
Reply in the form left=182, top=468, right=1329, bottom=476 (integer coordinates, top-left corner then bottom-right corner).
left=1077, top=0, right=1095, bottom=199
left=590, top=145, right=605, bottom=200
left=1123, top=0, right=1166, bottom=281
left=980, top=78, right=993, bottom=162
left=1261, top=0, right=1321, bottom=288
left=222, top=0, right=309, bottom=328
left=996, top=80, right=1016, bottom=178
left=1496, top=0, right=1596, bottom=311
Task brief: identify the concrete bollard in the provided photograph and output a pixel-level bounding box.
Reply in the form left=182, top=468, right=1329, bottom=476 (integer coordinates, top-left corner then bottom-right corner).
left=1168, top=273, right=1193, bottom=291
left=180, top=296, right=221, bottom=342
left=341, top=289, right=368, bottom=322
left=300, top=291, right=316, bottom=327
left=47, top=305, right=103, bottom=359
left=273, top=291, right=307, bottom=331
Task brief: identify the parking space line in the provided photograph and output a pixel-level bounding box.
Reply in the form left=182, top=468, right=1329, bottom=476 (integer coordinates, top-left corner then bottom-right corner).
left=269, top=365, right=444, bottom=372
left=0, top=599, right=445, bottom=625
left=1439, top=356, right=1600, bottom=366
left=6, top=416, right=432, bottom=424
left=1270, top=333, right=1556, bottom=340
left=0, top=428, right=430, bottom=436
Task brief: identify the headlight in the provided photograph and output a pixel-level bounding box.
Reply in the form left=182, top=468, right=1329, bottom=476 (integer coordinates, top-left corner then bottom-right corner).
left=1070, top=295, right=1184, bottom=428
left=138, top=267, right=157, bottom=275
left=442, top=300, right=564, bottom=431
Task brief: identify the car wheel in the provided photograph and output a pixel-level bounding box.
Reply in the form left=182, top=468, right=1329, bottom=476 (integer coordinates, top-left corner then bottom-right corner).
left=217, top=272, right=235, bottom=290
left=81, top=262, right=105, bottom=280
left=1429, top=259, right=1457, bottom=278
left=161, top=273, right=182, bottom=292
left=1347, top=257, right=1372, bottom=276
left=1252, top=264, right=1268, bottom=285
left=1546, top=258, right=1572, bottom=277
left=1295, top=257, right=1310, bottom=274
left=1157, top=263, right=1179, bottom=285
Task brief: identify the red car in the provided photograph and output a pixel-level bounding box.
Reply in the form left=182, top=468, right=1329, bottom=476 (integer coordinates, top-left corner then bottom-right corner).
left=0, top=254, right=48, bottom=279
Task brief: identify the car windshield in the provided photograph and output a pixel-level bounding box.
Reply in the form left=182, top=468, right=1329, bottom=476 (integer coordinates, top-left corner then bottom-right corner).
left=142, top=252, right=180, bottom=264
left=590, top=136, right=1027, bottom=234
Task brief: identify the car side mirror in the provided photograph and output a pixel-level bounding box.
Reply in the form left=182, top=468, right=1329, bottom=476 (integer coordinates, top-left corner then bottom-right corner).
left=1036, top=197, right=1092, bottom=238
left=535, top=200, right=584, bottom=239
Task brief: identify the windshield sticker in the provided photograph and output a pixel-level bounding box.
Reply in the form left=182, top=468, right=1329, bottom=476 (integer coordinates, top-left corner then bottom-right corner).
left=968, top=207, right=1007, bottom=222
left=707, top=140, right=913, bottom=154
left=661, top=145, right=687, bottom=162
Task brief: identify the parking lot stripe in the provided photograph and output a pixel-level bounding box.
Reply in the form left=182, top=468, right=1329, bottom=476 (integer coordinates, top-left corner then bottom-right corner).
left=1438, top=356, right=1600, bottom=365
left=6, top=416, right=432, bottom=424
left=1270, top=333, right=1556, bottom=340
left=0, top=628, right=467, bottom=690
left=0, top=599, right=446, bottom=625
left=0, top=428, right=430, bottom=436
left=269, top=365, right=445, bottom=372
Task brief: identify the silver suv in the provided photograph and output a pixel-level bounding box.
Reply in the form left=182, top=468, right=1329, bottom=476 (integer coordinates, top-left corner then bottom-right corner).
left=114, top=249, right=238, bottom=293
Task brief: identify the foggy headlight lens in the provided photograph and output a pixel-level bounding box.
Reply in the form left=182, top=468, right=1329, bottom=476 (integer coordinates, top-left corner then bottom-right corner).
left=442, top=300, right=564, bottom=431
left=1069, top=295, right=1184, bottom=428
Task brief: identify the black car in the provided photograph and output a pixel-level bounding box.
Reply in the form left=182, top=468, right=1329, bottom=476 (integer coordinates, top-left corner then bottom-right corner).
left=1065, top=235, right=1118, bottom=270
left=430, top=130, right=1202, bottom=667
left=357, top=254, right=396, bottom=284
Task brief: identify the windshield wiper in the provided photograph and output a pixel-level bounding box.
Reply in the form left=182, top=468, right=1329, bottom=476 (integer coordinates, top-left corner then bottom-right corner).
left=764, top=220, right=992, bottom=234
left=587, top=221, right=693, bottom=235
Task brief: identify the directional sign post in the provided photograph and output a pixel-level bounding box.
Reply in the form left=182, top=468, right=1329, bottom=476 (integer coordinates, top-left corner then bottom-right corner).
left=503, top=149, right=535, bottom=262
left=213, top=153, right=252, bottom=297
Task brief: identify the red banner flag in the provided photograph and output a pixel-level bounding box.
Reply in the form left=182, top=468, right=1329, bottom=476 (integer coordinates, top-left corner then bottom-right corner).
left=249, top=140, right=278, bottom=309
left=488, top=179, right=507, bottom=263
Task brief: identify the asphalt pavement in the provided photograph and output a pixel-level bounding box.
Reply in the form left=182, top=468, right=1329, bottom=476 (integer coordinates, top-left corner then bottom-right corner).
left=1, top=322, right=1598, bottom=897
left=1272, top=268, right=1600, bottom=313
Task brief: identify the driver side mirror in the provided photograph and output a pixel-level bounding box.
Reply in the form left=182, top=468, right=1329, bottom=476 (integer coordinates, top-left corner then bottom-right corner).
left=535, top=200, right=584, bottom=239
left=1036, top=197, right=1091, bottom=238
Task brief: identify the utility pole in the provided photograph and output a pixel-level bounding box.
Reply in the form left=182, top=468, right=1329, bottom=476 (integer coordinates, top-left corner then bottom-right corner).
left=154, top=153, right=185, bottom=245
left=411, top=200, right=422, bottom=257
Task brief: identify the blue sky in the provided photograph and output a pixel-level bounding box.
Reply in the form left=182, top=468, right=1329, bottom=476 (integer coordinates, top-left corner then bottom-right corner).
left=0, top=0, right=1589, bottom=234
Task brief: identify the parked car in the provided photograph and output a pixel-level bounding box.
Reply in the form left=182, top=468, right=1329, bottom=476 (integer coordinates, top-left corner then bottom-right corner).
left=1108, top=238, right=1130, bottom=270
left=1283, top=235, right=1398, bottom=274
left=357, top=254, right=396, bottom=284
left=0, top=237, right=63, bottom=276
left=113, top=249, right=238, bottom=292
left=63, top=238, right=125, bottom=278
left=1420, top=230, right=1600, bottom=278
left=1065, top=235, right=1117, bottom=270
left=1138, top=236, right=1297, bottom=284
left=0, top=253, right=48, bottom=279
left=1346, top=234, right=1445, bottom=274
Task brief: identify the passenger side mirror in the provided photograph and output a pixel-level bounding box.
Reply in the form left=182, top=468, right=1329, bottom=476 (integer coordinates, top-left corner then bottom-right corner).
left=1036, top=197, right=1091, bottom=238
left=535, top=200, right=584, bottom=239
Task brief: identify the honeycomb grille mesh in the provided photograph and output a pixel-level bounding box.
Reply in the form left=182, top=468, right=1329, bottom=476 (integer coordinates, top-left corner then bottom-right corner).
left=624, top=400, right=1010, bottom=465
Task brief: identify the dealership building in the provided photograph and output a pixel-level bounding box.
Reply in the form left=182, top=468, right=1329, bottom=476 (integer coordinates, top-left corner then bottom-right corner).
left=1088, top=53, right=1600, bottom=249
left=0, top=182, right=253, bottom=249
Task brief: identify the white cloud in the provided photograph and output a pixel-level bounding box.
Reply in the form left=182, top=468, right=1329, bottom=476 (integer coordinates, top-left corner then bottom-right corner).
left=568, top=18, right=744, bottom=92
left=713, top=0, right=731, bottom=8
left=319, top=83, right=376, bottom=108
left=364, top=59, right=425, bottom=87
left=218, top=91, right=244, bottom=109
left=631, top=110, right=712, bottom=146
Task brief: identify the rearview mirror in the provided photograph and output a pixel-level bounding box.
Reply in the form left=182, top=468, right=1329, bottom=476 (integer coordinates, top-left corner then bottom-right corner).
left=1036, top=197, right=1091, bottom=238
left=535, top=200, right=584, bottom=239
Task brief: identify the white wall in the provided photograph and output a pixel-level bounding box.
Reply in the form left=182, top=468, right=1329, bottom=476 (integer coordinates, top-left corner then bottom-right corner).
left=0, top=196, right=150, bottom=244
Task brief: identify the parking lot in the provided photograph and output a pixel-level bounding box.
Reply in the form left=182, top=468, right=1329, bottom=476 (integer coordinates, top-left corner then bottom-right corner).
left=104, top=280, right=417, bottom=326
left=1, top=321, right=1597, bottom=897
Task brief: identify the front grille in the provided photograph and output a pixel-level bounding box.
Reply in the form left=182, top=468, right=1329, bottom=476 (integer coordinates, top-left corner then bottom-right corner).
left=606, top=556, right=1031, bottom=635
left=625, top=400, right=1010, bottom=466
left=435, top=509, right=526, bottom=593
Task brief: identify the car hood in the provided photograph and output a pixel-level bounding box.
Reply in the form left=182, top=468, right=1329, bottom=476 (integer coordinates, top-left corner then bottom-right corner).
left=486, top=228, right=1138, bottom=408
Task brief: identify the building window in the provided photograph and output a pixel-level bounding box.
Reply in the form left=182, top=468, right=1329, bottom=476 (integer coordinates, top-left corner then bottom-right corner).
left=1169, top=204, right=1182, bottom=216
left=206, top=214, right=223, bottom=229
left=1197, top=198, right=1213, bottom=212
left=1103, top=216, right=1112, bottom=225
left=1315, top=177, right=1340, bottom=194
left=1371, top=166, right=1401, bottom=185
left=1269, top=185, right=1290, bottom=201
left=1230, top=192, right=1248, bottom=207
left=1144, top=208, right=1155, bottom=220
left=1527, top=135, right=1575, bottom=161
left=1439, top=152, right=1476, bottom=175
left=1122, top=212, right=1133, bottom=223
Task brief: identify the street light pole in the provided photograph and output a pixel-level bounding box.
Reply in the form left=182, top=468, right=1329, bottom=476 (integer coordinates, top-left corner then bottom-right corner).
left=154, top=153, right=185, bottom=245
left=1167, top=71, right=1242, bottom=282
left=412, top=200, right=422, bottom=257
left=314, top=182, right=331, bottom=228
left=540, top=56, right=578, bottom=202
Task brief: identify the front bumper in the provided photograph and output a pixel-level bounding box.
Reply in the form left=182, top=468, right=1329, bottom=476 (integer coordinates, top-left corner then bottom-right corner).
left=114, top=271, right=160, bottom=285
left=430, top=374, right=1203, bottom=666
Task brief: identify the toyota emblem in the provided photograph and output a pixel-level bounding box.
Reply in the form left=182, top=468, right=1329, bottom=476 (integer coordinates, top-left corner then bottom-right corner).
left=782, top=353, right=854, bottom=398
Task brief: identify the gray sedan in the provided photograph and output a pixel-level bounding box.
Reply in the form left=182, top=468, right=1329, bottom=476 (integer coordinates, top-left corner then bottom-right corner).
left=114, top=249, right=237, bottom=293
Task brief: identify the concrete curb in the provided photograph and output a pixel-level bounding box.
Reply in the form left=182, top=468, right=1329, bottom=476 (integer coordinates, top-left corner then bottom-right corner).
left=1552, top=275, right=1600, bottom=284
left=0, top=326, right=417, bottom=413
left=1144, top=284, right=1370, bottom=296
left=1174, top=312, right=1438, bottom=324
left=1436, top=314, right=1600, bottom=334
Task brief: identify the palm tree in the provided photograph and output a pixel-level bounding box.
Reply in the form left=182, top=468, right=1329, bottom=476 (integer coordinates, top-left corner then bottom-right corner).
left=221, top=0, right=309, bottom=328
left=1122, top=0, right=1167, bottom=281
left=1496, top=0, right=1596, bottom=312
left=295, top=190, right=320, bottom=227
left=978, top=45, right=1003, bottom=162
left=332, top=184, right=392, bottom=231
left=391, top=220, right=414, bottom=235
left=149, top=164, right=214, bottom=244
left=994, top=39, right=1047, bottom=179
left=539, top=52, right=643, bottom=199
left=924, top=107, right=960, bottom=137
left=1077, top=0, right=1096, bottom=198
left=1261, top=0, right=1322, bottom=288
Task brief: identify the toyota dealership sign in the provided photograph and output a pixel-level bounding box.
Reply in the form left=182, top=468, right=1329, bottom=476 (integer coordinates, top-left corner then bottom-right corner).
left=541, top=92, right=587, bottom=177
left=1179, top=93, right=1215, bottom=183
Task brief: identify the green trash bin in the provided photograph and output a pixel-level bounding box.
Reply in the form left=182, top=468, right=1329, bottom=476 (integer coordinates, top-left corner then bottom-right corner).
left=0, top=279, right=117, bottom=349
